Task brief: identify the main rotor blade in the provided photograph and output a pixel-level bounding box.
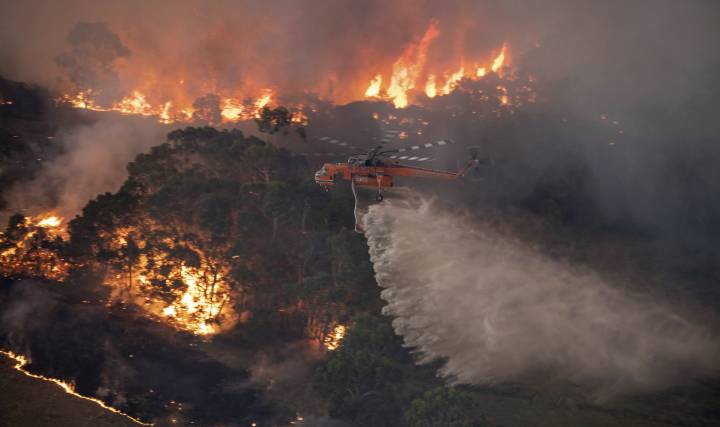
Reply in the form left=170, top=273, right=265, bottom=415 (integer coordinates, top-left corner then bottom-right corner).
left=390, top=139, right=456, bottom=153
left=386, top=154, right=434, bottom=162
left=317, top=136, right=362, bottom=151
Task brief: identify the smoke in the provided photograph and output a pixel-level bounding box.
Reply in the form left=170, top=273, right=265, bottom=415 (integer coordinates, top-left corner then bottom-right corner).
left=55, top=21, right=130, bottom=102
left=5, top=115, right=166, bottom=219
left=363, top=195, right=720, bottom=399
left=1, top=0, right=718, bottom=230
left=0, top=280, right=58, bottom=352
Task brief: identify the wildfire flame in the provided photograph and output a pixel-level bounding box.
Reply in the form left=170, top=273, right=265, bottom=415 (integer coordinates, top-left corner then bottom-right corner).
left=107, top=225, right=239, bottom=337
left=385, top=21, right=439, bottom=108
left=364, top=74, right=383, bottom=97
left=441, top=65, right=465, bottom=95
left=362, top=23, right=512, bottom=107
left=323, top=324, right=346, bottom=351
left=56, top=22, right=516, bottom=119
left=1, top=212, right=69, bottom=280
left=160, top=266, right=232, bottom=336
left=60, top=88, right=278, bottom=125
left=425, top=74, right=437, bottom=98
left=0, top=350, right=152, bottom=426
left=36, top=215, right=63, bottom=229
left=491, top=43, right=507, bottom=73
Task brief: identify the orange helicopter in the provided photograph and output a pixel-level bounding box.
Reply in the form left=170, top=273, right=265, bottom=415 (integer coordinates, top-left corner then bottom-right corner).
left=314, top=145, right=479, bottom=201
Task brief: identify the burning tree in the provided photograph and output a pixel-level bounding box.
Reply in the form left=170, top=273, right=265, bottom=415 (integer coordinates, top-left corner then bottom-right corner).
left=63, top=126, right=368, bottom=342
left=0, top=213, right=70, bottom=281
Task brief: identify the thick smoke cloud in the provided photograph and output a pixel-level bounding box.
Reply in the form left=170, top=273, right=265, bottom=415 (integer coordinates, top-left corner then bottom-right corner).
left=363, top=195, right=720, bottom=399
left=5, top=116, right=166, bottom=219
left=1, top=1, right=718, bottom=227
left=0, top=280, right=58, bottom=352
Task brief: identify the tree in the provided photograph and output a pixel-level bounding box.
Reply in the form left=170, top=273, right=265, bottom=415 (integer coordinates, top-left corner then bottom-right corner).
left=255, top=106, right=307, bottom=143
left=405, top=387, right=480, bottom=427
left=313, top=314, right=412, bottom=426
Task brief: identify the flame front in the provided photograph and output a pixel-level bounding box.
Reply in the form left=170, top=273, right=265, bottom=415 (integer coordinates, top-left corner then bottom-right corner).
left=59, top=88, right=280, bottom=125
left=361, top=23, right=513, bottom=107
left=56, top=21, right=517, bottom=118
left=385, top=21, right=439, bottom=108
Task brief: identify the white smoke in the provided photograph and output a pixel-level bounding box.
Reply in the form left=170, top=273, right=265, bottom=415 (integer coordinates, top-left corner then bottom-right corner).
left=363, top=195, right=720, bottom=399
left=6, top=115, right=166, bottom=219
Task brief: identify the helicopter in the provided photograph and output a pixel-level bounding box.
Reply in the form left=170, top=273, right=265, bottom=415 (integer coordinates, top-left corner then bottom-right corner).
left=314, top=144, right=480, bottom=201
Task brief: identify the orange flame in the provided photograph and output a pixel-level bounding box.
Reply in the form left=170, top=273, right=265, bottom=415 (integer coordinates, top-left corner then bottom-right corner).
left=364, top=74, right=382, bottom=97
left=386, top=21, right=440, bottom=108
left=425, top=74, right=437, bottom=98
left=491, top=43, right=507, bottom=73
left=1, top=212, right=69, bottom=280
left=361, top=23, right=512, bottom=106
left=323, top=324, right=346, bottom=351
left=441, top=65, right=465, bottom=95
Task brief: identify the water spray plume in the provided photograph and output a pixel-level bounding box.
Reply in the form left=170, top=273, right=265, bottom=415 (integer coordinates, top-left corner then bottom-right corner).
left=362, top=195, right=720, bottom=399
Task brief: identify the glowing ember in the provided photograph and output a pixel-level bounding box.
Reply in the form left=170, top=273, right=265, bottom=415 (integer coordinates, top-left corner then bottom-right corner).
left=364, top=74, right=383, bottom=97
left=497, top=85, right=509, bottom=105
left=323, top=324, right=346, bottom=351
left=476, top=67, right=487, bottom=77
left=0, top=350, right=151, bottom=426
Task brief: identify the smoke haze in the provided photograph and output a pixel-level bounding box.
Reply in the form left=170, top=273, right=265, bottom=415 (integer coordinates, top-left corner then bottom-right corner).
left=5, top=116, right=166, bottom=219
left=2, top=0, right=717, bottom=106
left=363, top=195, right=720, bottom=398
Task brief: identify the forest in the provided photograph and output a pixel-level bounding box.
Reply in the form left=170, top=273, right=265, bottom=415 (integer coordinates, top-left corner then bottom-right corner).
left=1, top=41, right=719, bottom=424
left=0, top=80, right=487, bottom=424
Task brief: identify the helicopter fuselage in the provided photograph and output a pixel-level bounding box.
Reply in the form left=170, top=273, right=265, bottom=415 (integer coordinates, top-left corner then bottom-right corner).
left=314, top=159, right=461, bottom=190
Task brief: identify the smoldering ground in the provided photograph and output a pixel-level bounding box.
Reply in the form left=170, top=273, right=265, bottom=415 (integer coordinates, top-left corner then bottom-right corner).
left=0, top=280, right=276, bottom=424
left=362, top=195, right=720, bottom=400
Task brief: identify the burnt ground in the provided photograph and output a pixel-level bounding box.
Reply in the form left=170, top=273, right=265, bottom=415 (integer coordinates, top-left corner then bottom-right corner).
left=0, top=353, right=136, bottom=427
